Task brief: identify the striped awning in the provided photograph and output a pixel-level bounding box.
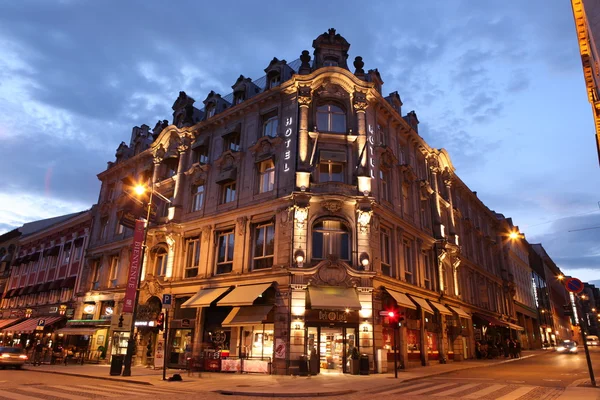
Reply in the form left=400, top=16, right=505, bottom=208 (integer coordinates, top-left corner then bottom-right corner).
left=0, top=318, right=23, bottom=330
left=1, top=316, right=65, bottom=334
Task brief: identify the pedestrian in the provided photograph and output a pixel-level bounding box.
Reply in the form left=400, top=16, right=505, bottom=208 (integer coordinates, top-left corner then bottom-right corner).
left=33, top=341, right=44, bottom=366
left=508, top=339, right=515, bottom=358
left=515, top=340, right=521, bottom=358
left=504, top=338, right=510, bottom=358
left=475, top=341, right=482, bottom=359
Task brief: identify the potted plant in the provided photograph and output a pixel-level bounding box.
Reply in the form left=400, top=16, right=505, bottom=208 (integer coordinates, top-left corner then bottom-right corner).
left=349, top=347, right=360, bottom=375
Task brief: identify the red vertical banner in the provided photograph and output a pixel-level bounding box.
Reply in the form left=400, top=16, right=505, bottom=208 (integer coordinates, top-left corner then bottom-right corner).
left=123, top=219, right=145, bottom=314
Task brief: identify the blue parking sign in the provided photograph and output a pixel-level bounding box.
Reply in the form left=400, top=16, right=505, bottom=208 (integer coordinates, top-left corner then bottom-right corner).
left=163, top=294, right=172, bottom=309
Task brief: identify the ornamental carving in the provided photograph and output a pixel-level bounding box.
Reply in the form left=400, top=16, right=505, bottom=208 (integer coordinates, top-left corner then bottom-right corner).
left=236, top=216, right=248, bottom=236
left=304, top=259, right=361, bottom=288
left=353, top=91, right=368, bottom=111
left=321, top=200, right=342, bottom=213
left=315, top=82, right=348, bottom=99
left=201, top=225, right=212, bottom=242
left=298, top=86, right=312, bottom=106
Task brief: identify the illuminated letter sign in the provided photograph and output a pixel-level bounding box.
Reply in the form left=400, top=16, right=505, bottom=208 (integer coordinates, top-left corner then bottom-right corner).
left=123, top=220, right=145, bottom=313
left=283, top=116, right=294, bottom=172
left=367, top=124, right=375, bottom=178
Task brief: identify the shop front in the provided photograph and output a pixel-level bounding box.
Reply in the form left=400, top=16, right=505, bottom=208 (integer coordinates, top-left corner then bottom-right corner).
left=55, top=319, right=110, bottom=363
left=167, top=296, right=197, bottom=368
left=1, top=315, right=66, bottom=363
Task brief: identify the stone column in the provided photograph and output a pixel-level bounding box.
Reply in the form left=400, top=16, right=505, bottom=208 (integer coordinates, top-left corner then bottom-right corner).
left=297, top=86, right=311, bottom=168
left=445, top=178, right=457, bottom=242
left=353, top=93, right=368, bottom=174
left=429, top=166, right=442, bottom=228
left=420, top=308, right=427, bottom=366
left=171, top=141, right=189, bottom=220
left=152, top=157, right=162, bottom=185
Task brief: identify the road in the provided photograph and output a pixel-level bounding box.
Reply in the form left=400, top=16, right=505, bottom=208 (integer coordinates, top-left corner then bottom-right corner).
left=0, top=348, right=598, bottom=399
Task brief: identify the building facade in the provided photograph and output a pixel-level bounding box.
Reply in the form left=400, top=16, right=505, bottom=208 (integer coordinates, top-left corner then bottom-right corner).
left=78, top=29, right=531, bottom=375
left=0, top=211, right=91, bottom=356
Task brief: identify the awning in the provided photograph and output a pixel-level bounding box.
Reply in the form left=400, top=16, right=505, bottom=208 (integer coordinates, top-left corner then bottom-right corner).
left=505, top=322, right=524, bottom=331
left=0, top=318, right=23, bottom=330
left=385, top=288, right=417, bottom=310
left=221, top=305, right=274, bottom=327
left=17, top=287, right=27, bottom=296
left=38, top=282, right=51, bottom=292
left=218, top=283, right=273, bottom=307
left=61, top=276, right=76, bottom=289
left=407, top=295, right=434, bottom=314
left=55, top=327, right=99, bottom=336
left=428, top=301, right=453, bottom=316
left=307, top=286, right=362, bottom=311
left=5, top=289, right=17, bottom=298
left=27, top=284, right=41, bottom=295
left=49, top=279, right=65, bottom=290
left=446, top=305, right=470, bottom=319
left=473, top=313, right=508, bottom=328
left=181, top=287, right=231, bottom=308
left=2, top=316, right=65, bottom=334
left=30, top=252, right=40, bottom=262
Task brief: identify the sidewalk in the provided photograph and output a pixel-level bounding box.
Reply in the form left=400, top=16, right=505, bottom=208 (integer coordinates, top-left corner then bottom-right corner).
left=25, top=351, right=554, bottom=397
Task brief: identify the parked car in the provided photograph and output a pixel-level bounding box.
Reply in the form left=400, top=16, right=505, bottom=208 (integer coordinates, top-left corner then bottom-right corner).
left=586, top=335, right=598, bottom=346
left=556, top=340, right=578, bottom=354
left=0, top=346, right=28, bottom=368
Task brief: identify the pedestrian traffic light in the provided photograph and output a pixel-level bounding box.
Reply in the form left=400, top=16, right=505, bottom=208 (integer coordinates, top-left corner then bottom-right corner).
left=156, top=312, right=165, bottom=331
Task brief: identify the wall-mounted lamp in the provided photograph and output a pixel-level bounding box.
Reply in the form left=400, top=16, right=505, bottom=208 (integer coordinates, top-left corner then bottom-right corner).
left=295, top=250, right=305, bottom=268
left=357, top=209, right=372, bottom=233
left=359, top=253, right=370, bottom=270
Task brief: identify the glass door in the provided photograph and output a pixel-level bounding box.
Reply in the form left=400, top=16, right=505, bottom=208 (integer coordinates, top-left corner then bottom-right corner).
left=320, top=327, right=344, bottom=373
left=343, top=327, right=356, bottom=373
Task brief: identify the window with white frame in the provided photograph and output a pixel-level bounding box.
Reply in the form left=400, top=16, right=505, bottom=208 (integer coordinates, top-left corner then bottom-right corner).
left=108, top=256, right=119, bottom=287
left=253, top=223, right=275, bottom=270
left=191, top=184, right=205, bottom=212
left=216, top=230, right=235, bottom=274
left=62, top=243, right=72, bottom=265
left=403, top=241, right=414, bottom=284
left=262, top=115, right=278, bottom=137
left=258, top=159, right=275, bottom=193
left=99, top=217, right=109, bottom=240
left=319, top=161, right=344, bottom=183
left=316, top=104, right=346, bottom=133
left=154, top=249, right=168, bottom=277
left=185, top=238, right=200, bottom=278
left=380, top=227, right=392, bottom=276
left=221, top=182, right=236, bottom=204
left=312, top=220, right=350, bottom=261
left=74, top=243, right=84, bottom=261
left=424, top=251, right=436, bottom=291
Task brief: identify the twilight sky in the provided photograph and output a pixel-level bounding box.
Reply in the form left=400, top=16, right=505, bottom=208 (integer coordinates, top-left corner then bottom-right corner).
left=0, top=1, right=598, bottom=283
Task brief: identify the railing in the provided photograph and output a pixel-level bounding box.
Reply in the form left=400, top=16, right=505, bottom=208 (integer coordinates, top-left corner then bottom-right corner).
left=187, top=355, right=272, bottom=375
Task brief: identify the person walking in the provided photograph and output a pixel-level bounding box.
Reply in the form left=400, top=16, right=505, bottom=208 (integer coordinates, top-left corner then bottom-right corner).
left=504, top=338, right=510, bottom=358
left=33, top=341, right=44, bottom=366
left=508, top=339, right=515, bottom=358
left=515, top=340, right=522, bottom=358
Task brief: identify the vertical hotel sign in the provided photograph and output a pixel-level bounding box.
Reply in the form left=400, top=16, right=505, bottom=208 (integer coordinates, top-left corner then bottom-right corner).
left=123, top=220, right=145, bottom=313
left=283, top=99, right=296, bottom=173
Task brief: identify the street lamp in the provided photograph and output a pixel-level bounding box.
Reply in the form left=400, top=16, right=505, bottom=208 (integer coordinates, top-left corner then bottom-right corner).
left=121, top=183, right=170, bottom=377
left=557, top=274, right=564, bottom=281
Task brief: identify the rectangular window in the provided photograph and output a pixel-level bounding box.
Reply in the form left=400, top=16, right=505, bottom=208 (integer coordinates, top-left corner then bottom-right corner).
left=185, top=238, right=200, bottom=278
left=319, top=162, right=344, bottom=182
left=262, top=113, right=279, bottom=137
left=99, top=217, right=109, bottom=240
left=115, top=222, right=124, bottom=235
left=224, top=132, right=241, bottom=152
left=404, top=241, right=414, bottom=284
left=216, top=230, right=235, bottom=274
left=402, top=183, right=411, bottom=217
left=424, top=252, right=434, bottom=290
left=221, top=182, right=236, bottom=204
left=91, top=261, right=100, bottom=290
left=253, top=223, right=275, bottom=270
left=74, top=244, right=84, bottom=261
left=109, top=256, right=119, bottom=287
left=380, top=228, right=392, bottom=276
left=258, top=160, right=275, bottom=193
left=106, top=183, right=115, bottom=202
left=195, top=144, right=209, bottom=165
left=62, top=243, right=72, bottom=265
left=191, top=184, right=205, bottom=212
left=380, top=170, right=390, bottom=202
left=155, top=252, right=168, bottom=277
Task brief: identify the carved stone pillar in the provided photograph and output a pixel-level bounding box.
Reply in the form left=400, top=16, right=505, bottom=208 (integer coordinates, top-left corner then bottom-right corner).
left=430, top=167, right=442, bottom=228
left=353, top=93, right=368, bottom=173
left=437, top=249, right=447, bottom=294
left=152, top=157, right=162, bottom=185
left=172, top=141, right=189, bottom=220
left=453, top=258, right=461, bottom=297
left=298, top=86, right=311, bottom=168
left=445, top=179, right=457, bottom=240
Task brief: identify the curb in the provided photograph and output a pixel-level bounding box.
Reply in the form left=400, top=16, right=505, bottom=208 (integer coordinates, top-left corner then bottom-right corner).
left=22, top=368, right=154, bottom=386
left=214, top=390, right=356, bottom=398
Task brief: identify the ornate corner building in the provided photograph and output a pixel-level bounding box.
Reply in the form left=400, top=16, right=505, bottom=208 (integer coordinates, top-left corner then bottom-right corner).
left=571, top=0, right=600, bottom=164
left=76, top=29, right=538, bottom=375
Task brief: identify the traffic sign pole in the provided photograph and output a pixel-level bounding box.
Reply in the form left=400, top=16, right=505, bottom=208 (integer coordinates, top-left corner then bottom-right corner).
left=162, top=294, right=171, bottom=381
left=576, top=296, right=596, bottom=387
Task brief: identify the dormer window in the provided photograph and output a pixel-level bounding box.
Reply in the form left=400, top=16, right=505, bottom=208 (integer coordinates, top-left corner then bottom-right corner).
left=207, top=105, right=216, bottom=118
left=223, top=132, right=240, bottom=152
left=234, top=92, right=245, bottom=105
left=317, top=104, right=346, bottom=133
left=323, top=59, right=339, bottom=67
left=268, top=74, right=281, bottom=89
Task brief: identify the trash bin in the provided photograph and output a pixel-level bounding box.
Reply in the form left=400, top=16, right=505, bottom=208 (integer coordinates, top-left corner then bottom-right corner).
left=298, top=355, right=309, bottom=376
left=110, top=355, right=125, bottom=376
left=359, top=354, right=369, bottom=375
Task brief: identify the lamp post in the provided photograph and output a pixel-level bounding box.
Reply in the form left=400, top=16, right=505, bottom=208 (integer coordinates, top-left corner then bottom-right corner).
left=121, top=183, right=170, bottom=377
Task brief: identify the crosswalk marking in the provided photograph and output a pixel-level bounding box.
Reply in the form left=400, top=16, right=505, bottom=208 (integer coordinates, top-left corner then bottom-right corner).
left=49, top=385, right=120, bottom=397
left=432, top=383, right=479, bottom=396
left=463, top=383, right=505, bottom=398
left=495, top=386, right=537, bottom=400
left=0, top=391, right=41, bottom=400
left=15, top=387, right=88, bottom=400
left=92, top=383, right=183, bottom=395
left=403, top=382, right=457, bottom=395
left=377, top=381, right=435, bottom=395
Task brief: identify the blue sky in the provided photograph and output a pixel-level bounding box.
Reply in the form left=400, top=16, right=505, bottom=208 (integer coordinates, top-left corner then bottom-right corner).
left=0, top=0, right=598, bottom=283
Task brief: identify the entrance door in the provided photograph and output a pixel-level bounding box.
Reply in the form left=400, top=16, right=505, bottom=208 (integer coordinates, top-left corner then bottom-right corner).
left=306, top=325, right=358, bottom=374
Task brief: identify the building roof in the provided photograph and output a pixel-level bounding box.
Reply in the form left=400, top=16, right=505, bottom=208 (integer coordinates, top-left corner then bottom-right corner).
left=19, top=211, right=88, bottom=237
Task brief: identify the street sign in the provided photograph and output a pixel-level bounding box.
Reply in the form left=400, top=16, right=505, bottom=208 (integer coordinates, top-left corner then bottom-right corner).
left=162, top=294, right=172, bottom=309
left=35, top=319, right=45, bottom=331
left=565, top=278, right=584, bottom=294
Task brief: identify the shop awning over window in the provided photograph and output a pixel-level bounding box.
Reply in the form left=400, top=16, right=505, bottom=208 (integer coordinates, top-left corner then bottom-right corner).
left=221, top=305, right=274, bottom=327
left=473, top=313, right=509, bottom=328
left=384, top=288, right=417, bottom=310
left=1, top=316, right=64, bottom=334
left=49, top=279, right=65, bottom=290
left=217, top=283, right=273, bottom=307
left=446, top=305, right=470, bottom=319
left=55, top=327, right=99, bottom=336
left=407, top=295, right=434, bottom=314
left=61, top=276, right=77, bottom=289
left=181, top=287, right=231, bottom=308
left=307, top=286, right=362, bottom=311
left=505, top=321, right=524, bottom=331
left=0, top=318, right=23, bottom=330
left=428, top=300, right=453, bottom=316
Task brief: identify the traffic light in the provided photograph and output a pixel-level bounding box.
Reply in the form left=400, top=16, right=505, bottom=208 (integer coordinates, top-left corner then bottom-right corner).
left=156, top=312, right=165, bottom=331
left=563, top=305, right=573, bottom=316
left=381, top=310, right=404, bottom=326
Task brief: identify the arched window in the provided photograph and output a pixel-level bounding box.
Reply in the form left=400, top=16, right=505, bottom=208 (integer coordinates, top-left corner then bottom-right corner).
left=312, top=219, right=350, bottom=261
left=316, top=104, right=346, bottom=133
left=262, top=116, right=278, bottom=137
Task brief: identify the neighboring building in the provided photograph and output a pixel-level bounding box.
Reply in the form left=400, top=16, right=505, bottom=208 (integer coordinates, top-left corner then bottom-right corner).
left=530, top=244, right=573, bottom=344
left=582, top=283, right=599, bottom=337
left=571, top=0, right=600, bottom=164
left=0, top=229, right=20, bottom=301
left=0, top=211, right=91, bottom=356
left=496, top=216, right=540, bottom=349
left=77, top=29, right=529, bottom=375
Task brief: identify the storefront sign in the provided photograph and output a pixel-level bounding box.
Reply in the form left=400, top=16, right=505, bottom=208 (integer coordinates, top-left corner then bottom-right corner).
left=83, top=304, right=96, bottom=315
left=305, top=310, right=359, bottom=324
left=49, top=307, right=58, bottom=314
left=274, top=338, right=286, bottom=359
left=283, top=115, right=294, bottom=173
left=123, top=220, right=145, bottom=313
left=367, top=124, right=375, bottom=178
left=154, top=336, right=164, bottom=370
left=181, top=318, right=191, bottom=328
left=134, top=321, right=155, bottom=327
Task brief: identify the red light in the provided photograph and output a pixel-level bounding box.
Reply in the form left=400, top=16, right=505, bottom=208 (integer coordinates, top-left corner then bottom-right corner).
left=388, top=311, right=395, bottom=318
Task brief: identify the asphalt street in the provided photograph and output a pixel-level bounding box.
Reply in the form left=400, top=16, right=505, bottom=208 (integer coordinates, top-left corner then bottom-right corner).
left=0, top=348, right=598, bottom=399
